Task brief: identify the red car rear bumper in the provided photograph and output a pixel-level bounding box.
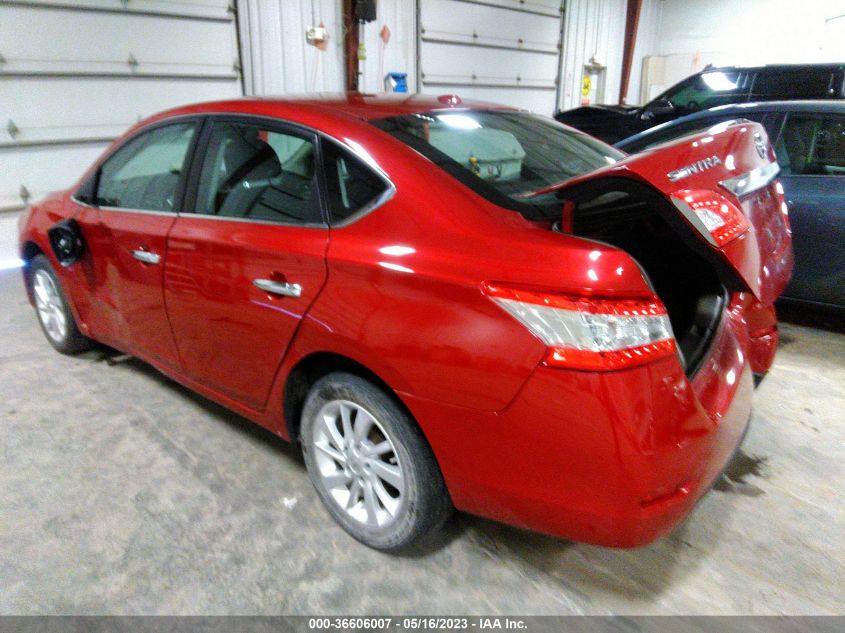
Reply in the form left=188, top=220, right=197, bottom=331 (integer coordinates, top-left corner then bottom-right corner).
left=401, top=302, right=758, bottom=547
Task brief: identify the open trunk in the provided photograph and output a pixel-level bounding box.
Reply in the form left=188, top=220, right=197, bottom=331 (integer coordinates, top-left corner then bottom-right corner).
left=557, top=184, right=728, bottom=375
left=536, top=121, right=793, bottom=375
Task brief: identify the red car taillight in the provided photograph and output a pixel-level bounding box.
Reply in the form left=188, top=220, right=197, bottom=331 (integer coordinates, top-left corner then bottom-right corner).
left=671, top=189, right=750, bottom=247
left=484, top=284, right=677, bottom=371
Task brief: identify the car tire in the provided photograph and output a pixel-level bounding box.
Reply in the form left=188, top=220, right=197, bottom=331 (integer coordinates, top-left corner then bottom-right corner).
left=300, top=372, right=452, bottom=551
left=29, top=254, right=92, bottom=355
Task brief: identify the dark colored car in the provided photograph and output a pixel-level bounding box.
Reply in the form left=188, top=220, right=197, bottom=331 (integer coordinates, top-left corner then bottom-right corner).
left=617, top=101, right=845, bottom=311
left=556, top=64, right=845, bottom=144
left=18, top=95, right=792, bottom=551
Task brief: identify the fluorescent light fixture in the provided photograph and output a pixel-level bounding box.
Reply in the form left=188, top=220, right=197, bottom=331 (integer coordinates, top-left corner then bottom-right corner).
left=701, top=71, right=738, bottom=92
left=436, top=114, right=481, bottom=130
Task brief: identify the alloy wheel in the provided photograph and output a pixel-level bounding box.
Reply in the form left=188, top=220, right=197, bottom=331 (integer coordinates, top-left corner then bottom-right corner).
left=33, top=269, right=67, bottom=344
left=310, top=400, right=405, bottom=528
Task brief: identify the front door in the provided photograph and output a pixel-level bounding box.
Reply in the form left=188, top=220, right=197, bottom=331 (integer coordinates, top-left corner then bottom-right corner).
left=164, top=117, right=329, bottom=409
left=773, top=112, right=845, bottom=306
left=85, top=120, right=199, bottom=366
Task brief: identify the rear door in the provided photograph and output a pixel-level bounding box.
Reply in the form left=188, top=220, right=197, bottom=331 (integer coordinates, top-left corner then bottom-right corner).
left=772, top=111, right=845, bottom=306
left=164, top=116, right=329, bottom=410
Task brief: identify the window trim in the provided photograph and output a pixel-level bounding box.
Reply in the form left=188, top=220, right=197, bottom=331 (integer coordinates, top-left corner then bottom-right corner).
left=319, top=137, right=396, bottom=229
left=75, top=112, right=398, bottom=228
left=182, top=114, right=396, bottom=229
left=71, top=115, right=204, bottom=216
left=183, top=114, right=328, bottom=228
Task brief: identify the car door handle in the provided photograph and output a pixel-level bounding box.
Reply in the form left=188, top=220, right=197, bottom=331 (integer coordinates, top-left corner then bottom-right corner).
left=253, top=278, right=302, bottom=298
left=132, top=249, right=161, bottom=265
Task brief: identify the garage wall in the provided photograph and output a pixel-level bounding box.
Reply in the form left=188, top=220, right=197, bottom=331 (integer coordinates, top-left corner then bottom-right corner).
left=0, top=0, right=242, bottom=213
left=637, top=0, right=845, bottom=102
left=358, top=0, right=417, bottom=94
left=237, top=0, right=344, bottom=95
left=418, top=0, right=565, bottom=115
left=558, top=0, right=627, bottom=112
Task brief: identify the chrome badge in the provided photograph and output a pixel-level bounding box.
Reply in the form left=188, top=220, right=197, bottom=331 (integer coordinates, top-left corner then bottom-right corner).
left=753, top=132, right=768, bottom=159
left=667, top=155, right=722, bottom=182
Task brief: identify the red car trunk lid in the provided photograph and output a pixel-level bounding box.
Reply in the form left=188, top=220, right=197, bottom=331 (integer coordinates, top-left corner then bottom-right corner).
left=538, top=121, right=794, bottom=306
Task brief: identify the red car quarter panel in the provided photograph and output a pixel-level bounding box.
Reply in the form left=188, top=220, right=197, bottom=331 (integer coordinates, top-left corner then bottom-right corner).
left=18, top=95, right=793, bottom=551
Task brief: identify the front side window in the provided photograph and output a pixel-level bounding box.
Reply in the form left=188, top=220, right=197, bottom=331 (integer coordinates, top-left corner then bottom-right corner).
left=776, top=114, right=845, bottom=176
left=195, top=121, right=321, bottom=224
left=96, top=122, right=197, bottom=211
left=372, top=110, right=623, bottom=218
left=662, top=71, right=747, bottom=115
left=322, top=141, right=390, bottom=224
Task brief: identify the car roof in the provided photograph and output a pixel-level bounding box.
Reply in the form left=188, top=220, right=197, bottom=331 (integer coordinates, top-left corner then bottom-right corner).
left=696, top=63, right=844, bottom=74
left=156, top=93, right=519, bottom=122
left=616, top=100, right=845, bottom=149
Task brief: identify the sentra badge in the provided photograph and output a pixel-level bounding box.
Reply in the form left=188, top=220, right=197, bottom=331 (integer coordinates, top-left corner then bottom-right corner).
left=667, top=155, right=722, bottom=182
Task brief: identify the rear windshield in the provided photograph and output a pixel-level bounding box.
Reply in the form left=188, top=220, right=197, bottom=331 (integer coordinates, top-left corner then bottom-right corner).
left=371, top=110, right=624, bottom=218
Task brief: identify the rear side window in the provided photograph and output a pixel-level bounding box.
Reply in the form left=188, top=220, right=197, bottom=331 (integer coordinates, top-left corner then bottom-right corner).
left=322, top=141, right=390, bottom=224
left=752, top=68, right=833, bottom=100
left=96, top=122, right=197, bottom=211
left=776, top=114, right=845, bottom=176
left=195, top=121, right=322, bottom=224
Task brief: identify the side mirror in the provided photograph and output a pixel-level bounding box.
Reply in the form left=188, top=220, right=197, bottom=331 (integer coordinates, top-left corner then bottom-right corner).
left=642, top=98, right=675, bottom=120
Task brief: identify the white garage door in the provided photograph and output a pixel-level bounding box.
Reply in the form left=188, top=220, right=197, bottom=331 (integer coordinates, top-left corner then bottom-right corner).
left=418, top=0, right=564, bottom=115
left=0, top=0, right=242, bottom=212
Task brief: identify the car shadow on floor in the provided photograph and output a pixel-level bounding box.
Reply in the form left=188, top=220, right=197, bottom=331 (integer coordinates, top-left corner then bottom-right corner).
left=452, top=513, right=717, bottom=601
left=85, top=344, right=303, bottom=467
left=82, top=343, right=733, bottom=597
left=777, top=301, right=844, bottom=333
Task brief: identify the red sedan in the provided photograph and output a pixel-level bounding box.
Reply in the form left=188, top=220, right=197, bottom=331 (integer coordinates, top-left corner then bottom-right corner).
left=18, top=95, right=793, bottom=551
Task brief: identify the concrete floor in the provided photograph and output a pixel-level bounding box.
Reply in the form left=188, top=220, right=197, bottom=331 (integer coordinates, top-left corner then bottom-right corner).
left=0, top=267, right=843, bottom=616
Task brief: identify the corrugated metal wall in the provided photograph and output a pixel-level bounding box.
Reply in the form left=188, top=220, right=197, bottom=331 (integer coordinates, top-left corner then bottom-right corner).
left=417, top=0, right=564, bottom=115
left=237, top=0, right=413, bottom=96
left=237, top=0, right=344, bottom=95
left=0, top=0, right=242, bottom=212
left=236, top=0, right=632, bottom=114
left=358, top=0, right=417, bottom=93
left=558, top=0, right=627, bottom=111
left=0, top=0, right=641, bottom=216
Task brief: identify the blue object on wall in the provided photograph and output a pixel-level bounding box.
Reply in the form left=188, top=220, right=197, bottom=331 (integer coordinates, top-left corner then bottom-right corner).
left=385, top=72, right=408, bottom=93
